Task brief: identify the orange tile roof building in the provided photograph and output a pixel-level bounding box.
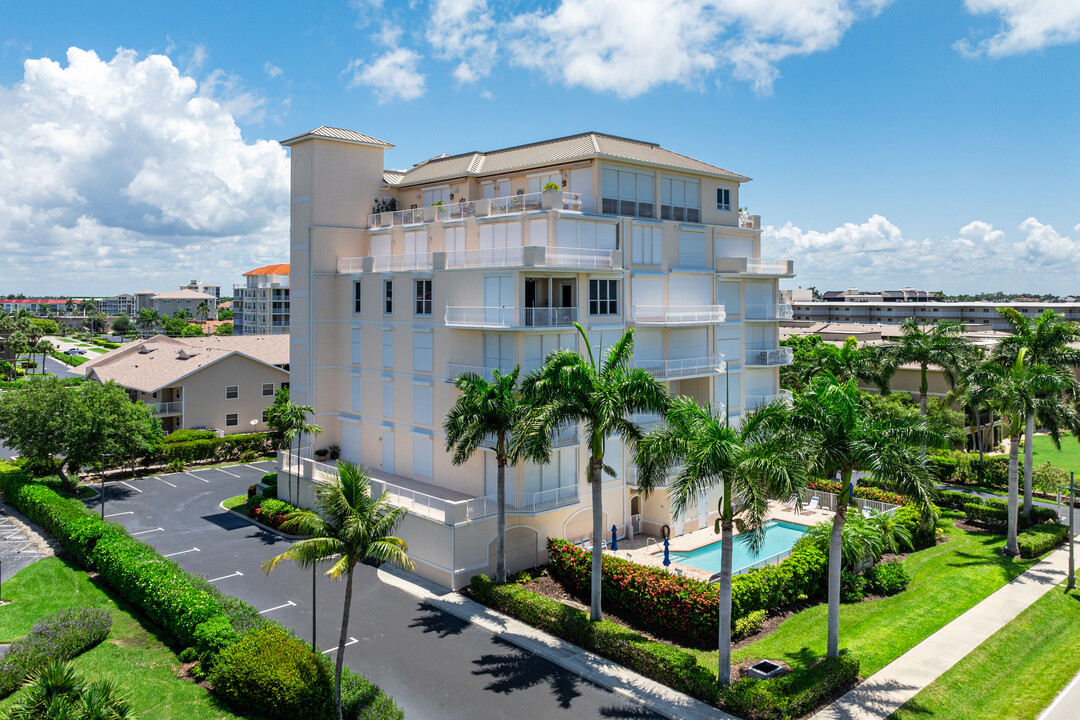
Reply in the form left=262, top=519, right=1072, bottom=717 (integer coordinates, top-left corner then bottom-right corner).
left=234, top=264, right=289, bottom=336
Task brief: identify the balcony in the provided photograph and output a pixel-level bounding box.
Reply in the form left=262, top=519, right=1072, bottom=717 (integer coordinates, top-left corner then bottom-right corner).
left=632, top=305, right=726, bottom=325
left=368, top=207, right=426, bottom=228
left=477, top=486, right=581, bottom=515
left=444, top=306, right=578, bottom=329
left=151, top=401, right=182, bottom=416
left=372, top=253, right=433, bottom=272
left=745, top=348, right=794, bottom=367
left=368, top=192, right=592, bottom=229
left=745, top=303, right=793, bottom=321
left=634, top=354, right=726, bottom=381
left=626, top=463, right=684, bottom=489
left=444, top=362, right=517, bottom=383
left=716, top=258, right=795, bottom=277
left=521, top=307, right=578, bottom=327
left=341, top=246, right=619, bottom=275
left=745, top=389, right=794, bottom=410
left=739, top=213, right=762, bottom=229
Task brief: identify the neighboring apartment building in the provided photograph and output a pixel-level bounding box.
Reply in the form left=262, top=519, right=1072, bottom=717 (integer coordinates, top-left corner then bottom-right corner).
left=233, top=264, right=290, bottom=335
left=791, top=300, right=1080, bottom=330
left=281, top=126, right=794, bottom=588
left=150, top=290, right=218, bottom=319
left=0, top=298, right=68, bottom=314
left=96, top=294, right=137, bottom=316
left=179, top=280, right=222, bottom=300
left=78, top=334, right=289, bottom=434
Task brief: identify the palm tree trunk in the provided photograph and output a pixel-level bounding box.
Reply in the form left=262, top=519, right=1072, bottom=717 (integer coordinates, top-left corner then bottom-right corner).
left=590, top=455, right=604, bottom=622
left=717, top=517, right=734, bottom=685
left=334, top=566, right=354, bottom=720
left=828, top=472, right=851, bottom=658
left=1006, top=433, right=1020, bottom=556
left=1023, top=415, right=1034, bottom=517
left=496, top=449, right=507, bottom=584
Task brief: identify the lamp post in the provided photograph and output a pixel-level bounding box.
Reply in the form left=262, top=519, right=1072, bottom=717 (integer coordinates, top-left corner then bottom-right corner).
left=312, top=562, right=318, bottom=652
left=1061, top=472, right=1076, bottom=592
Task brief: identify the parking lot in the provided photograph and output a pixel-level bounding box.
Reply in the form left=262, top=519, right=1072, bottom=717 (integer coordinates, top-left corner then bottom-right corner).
left=87, top=462, right=660, bottom=720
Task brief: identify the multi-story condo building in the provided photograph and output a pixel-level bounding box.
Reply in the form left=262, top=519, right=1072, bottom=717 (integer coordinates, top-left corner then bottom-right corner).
left=179, top=280, right=222, bottom=300
left=790, top=300, right=1080, bottom=330
left=96, top=293, right=137, bottom=316
left=233, top=264, right=290, bottom=335
left=280, top=127, right=794, bottom=588
left=150, top=290, right=218, bottom=320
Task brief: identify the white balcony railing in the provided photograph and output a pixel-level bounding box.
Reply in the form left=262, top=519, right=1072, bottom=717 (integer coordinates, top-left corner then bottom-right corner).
left=634, top=354, right=726, bottom=381
left=477, top=486, right=580, bottom=515
left=444, top=363, right=517, bottom=383
left=745, top=259, right=793, bottom=275
left=521, top=307, right=577, bottom=327
left=444, top=306, right=516, bottom=329
left=490, top=192, right=543, bottom=216
left=632, top=305, right=726, bottom=325
left=371, top=253, right=433, bottom=272
left=739, top=213, right=761, bottom=230
left=337, top=257, right=365, bottom=274
left=546, top=247, right=614, bottom=268
left=368, top=207, right=426, bottom=228
left=745, top=389, right=795, bottom=410
left=745, top=303, right=794, bottom=320
left=445, top=247, right=524, bottom=269
left=745, top=348, right=795, bottom=367
left=151, top=401, right=183, bottom=416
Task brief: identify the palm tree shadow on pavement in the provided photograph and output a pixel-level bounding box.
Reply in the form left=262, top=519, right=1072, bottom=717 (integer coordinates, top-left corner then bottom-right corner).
left=471, top=636, right=586, bottom=709
left=407, top=606, right=469, bottom=639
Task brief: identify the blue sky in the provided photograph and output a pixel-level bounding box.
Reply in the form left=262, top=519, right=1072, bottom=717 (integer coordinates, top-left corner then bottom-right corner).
left=1, top=0, right=1078, bottom=296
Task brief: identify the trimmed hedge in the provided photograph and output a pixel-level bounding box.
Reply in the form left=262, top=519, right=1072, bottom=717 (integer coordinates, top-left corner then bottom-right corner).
left=145, top=433, right=271, bottom=466
left=963, top=499, right=1058, bottom=532
left=937, top=489, right=977, bottom=511
left=721, top=656, right=860, bottom=720
left=161, top=429, right=217, bottom=444
left=546, top=537, right=828, bottom=648
left=0, top=607, right=112, bottom=698
left=470, top=574, right=719, bottom=703
left=892, top=504, right=939, bottom=550
left=864, top=560, right=910, bottom=595
left=809, top=478, right=912, bottom=507
left=1017, top=523, right=1070, bottom=559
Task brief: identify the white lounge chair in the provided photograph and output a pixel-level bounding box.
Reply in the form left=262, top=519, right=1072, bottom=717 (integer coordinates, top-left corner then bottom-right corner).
left=806, top=497, right=821, bottom=514
left=780, top=496, right=798, bottom=512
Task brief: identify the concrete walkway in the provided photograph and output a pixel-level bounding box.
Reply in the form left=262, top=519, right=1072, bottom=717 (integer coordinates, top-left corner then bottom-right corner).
left=811, top=541, right=1074, bottom=720
left=377, top=565, right=731, bottom=720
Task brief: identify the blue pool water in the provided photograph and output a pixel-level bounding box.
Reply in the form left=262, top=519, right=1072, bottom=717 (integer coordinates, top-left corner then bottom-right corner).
left=666, top=520, right=809, bottom=574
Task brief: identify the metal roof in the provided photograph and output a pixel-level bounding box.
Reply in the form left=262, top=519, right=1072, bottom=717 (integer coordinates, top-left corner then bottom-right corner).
left=280, top=126, right=393, bottom=148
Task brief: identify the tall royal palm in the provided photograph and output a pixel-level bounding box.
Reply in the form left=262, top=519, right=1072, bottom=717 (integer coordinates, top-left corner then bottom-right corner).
left=808, top=336, right=894, bottom=393
left=445, top=367, right=537, bottom=583
left=135, top=308, right=159, bottom=335
left=635, top=398, right=807, bottom=685
left=993, top=308, right=1080, bottom=516
left=266, top=399, right=320, bottom=504
left=793, top=373, right=940, bottom=658
left=263, top=462, right=412, bottom=720
left=969, top=352, right=1077, bottom=554
left=886, top=318, right=971, bottom=416
left=195, top=300, right=211, bottom=323
left=521, top=325, right=668, bottom=621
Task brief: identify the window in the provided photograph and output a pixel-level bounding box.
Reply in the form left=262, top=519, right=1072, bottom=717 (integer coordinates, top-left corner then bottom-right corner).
left=225, top=413, right=238, bottom=427
left=383, top=280, right=393, bottom=315
left=600, top=167, right=655, bottom=218
left=661, top=176, right=701, bottom=223
left=716, top=187, right=732, bottom=212
left=261, top=409, right=269, bottom=423
left=225, top=385, right=238, bottom=399
left=632, top=226, right=662, bottom=265
left=382, top=329, right=393, bottom=368
left=353, top=282, right=362, bottom=314
left=262, top=383, right=274, bottom=397
left=589, top=279, right=619, bottom=316
left=414, top=279, right=432, bottom=316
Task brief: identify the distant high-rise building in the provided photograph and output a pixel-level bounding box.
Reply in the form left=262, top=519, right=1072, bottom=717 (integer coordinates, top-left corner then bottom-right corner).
left=233, top=264, right=290, bottom=335
left=179, top=280, right=221, bottom=300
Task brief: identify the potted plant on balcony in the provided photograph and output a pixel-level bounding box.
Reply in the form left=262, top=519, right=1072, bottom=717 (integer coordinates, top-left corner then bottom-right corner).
left=314, top=447, right=329, bottom=462
left=425, top=200, right=449, bottom=222
left=541, top=182, right=563, bottom=210
left=328, top=444, right=340, bottom=460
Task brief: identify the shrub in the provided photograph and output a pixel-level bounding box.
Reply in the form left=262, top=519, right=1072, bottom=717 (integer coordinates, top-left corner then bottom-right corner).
left=1033, top=462, right=1069, bottom=495
left=209, top=624, right=333, bottom=720
left=808, top=478, right=912, bottom=507
left=1017, top=523, right=1069, bottom=559
left=720, top=656, right=860, bottom=720
left=938, top=490, right=978, bottom=511
left=733, top=609, right=766, bottom=641
left=865, top=560, right=910, bottom=595
left=840, top=570, right=867, bottom=602
left=926, top=453, right=960, bottom=483
left=0, top=607, right=112, bottom=698
left=166, top=459, right=186, bottom=473
left=251, top=498, right=299, bottom=530
left=964, top=499, right=1057, bottom=532
left=962, top=457, right=1012, bottom=489
left=162, top=429, right=217, bottom=444
left=469, top=574, right=719, bottom=703
left=262, top=472, right=278, bottom=486
left=892, top=504, right=938, bottom=550
left=192, top=614, right=240, bottom=670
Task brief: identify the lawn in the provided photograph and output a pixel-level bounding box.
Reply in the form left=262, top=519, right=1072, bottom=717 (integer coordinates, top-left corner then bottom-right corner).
left=890, top=582, right=1080, bottom=720
left=1026, top=432, right=1080, bottom=477
left=0, top=557, right=249, bottom=720
left=687, top=514, right=1038, bottom=679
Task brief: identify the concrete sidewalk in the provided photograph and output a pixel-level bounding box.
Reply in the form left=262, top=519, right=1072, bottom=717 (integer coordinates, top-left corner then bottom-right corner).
left=811, top=542, right=1074, bottom=719
left=377, top=566, right=731, bottom=720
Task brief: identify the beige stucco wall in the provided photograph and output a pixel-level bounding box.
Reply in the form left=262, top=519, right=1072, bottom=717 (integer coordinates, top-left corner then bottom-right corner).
left=175, top=354, right=289, bottom=433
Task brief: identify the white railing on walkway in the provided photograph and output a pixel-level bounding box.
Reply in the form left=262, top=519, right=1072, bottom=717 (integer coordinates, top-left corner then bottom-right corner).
left=372, top=253, right=433, bottom=272
left=338, top=257, right=365, bottom=274
left=745, top=259, right=793, bottom=275
left=732, top=547, right=795, bottom=576
left=800, top=487, right=902, bottom=515
left=521, top=307, right=577, bottom=327
left=745, top=303, right=794, bottom=320
left=444, top=306, right=516, bottom=329
left=485, top=486, right=580, bottom=514
left=745, top=348, right=795, bottom=367
left=444, top=247, right=524, bottom=269
left=430, top=200, right=479, bottom=222
left=151, top=401, right=182, bottom=416
left=634, top=354, right=727, bottom=381
left=745, top=389, right=794, bottom=409
left=632, top=305, right=726, bottom=325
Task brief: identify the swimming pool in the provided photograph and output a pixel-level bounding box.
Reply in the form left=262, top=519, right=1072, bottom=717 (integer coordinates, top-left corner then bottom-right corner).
left=666, top=520, right=809, bottom=575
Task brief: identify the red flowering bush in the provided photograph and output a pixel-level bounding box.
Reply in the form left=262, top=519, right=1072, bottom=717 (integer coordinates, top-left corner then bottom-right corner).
left=808, top=478, right=912, bottom=507
left=546, top=537, right=827, bottom=649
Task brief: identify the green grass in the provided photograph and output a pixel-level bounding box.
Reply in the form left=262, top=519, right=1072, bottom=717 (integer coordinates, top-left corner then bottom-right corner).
left=222, top=494, right=247, bottom=513
left=687, top=514, right=1038, bottom=679
left=890, top=583, right=1080, bottom=720
left=1026, top=432, right=1080, bottom=477
left=0, top=558, right=249, bottom=719
left=87, top=347, right=110, bottom=354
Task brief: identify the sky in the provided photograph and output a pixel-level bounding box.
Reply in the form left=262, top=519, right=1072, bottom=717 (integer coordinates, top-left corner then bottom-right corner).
left=0, top=0, right=1078, bottom=297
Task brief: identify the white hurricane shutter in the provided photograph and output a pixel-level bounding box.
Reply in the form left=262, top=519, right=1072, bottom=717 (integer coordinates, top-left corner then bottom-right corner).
left=484, top=333, right=514, bottom=371
left=381, top=430, right=394, bottom=474
left=669, top=328, right=707, bottom=360
left=668, top=274, right=712, bottom=308
left=340, top=422, right=362, bottom=464
left=569, top=168, right=593, bottom=212
left=528, top=218, right=547, bottom=247
left=351, top=377, right=363, bottom=413
left=370, top=235, right=391, bottom=257
left=716, top=280, right=741, bottom=317
left=445, top=226, right=466, bottom=265
left=677, top=230, right=706, bottom=267
left=412, top=331, right=433, bottom=372
left=412, top=384, right=433, bottom=425
left=351, top=328, right=363, bottom=365
left=631, top=278, right=663, bottom=318
left=632, top=226, right=662, bottom=264
left=382, top=380, right=393, bottom=419
left=382, top=329, right=393, bottom=367
left=634, top=329, right=662, bottom=364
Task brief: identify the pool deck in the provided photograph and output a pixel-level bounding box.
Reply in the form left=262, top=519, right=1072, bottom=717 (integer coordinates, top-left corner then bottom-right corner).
left=616, top=501, right=833, bottom=583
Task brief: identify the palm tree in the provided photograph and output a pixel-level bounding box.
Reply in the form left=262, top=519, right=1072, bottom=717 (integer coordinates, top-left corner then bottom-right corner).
left=33, top=339, right=52, bottom=375
left=78, top=299, right=94, bottom=317
left=635, top=398, right=807, bottom=685
left=885, top=318, right=971, bottom=416
left=444, top=367, right=537, bottom=583
left=968, top=352, right=1077, bottom=554
left=808, top=336, right=894, bottom=393
left=195, top=300, right=210, bottom=323
left=792, top=372, right=941, bottom=657
left=262, top=462, right=412, bottom=720
left=173, top=307, right=193, bottom=321
left=521, top=324, right=668, bottom=621
left=64, top=297, right=75, bottom=315
left=136, top=308, right=160, bottom=336
left=266, top=398, right=320, bottom=504
left=993, top=308, right=1080, bottom=516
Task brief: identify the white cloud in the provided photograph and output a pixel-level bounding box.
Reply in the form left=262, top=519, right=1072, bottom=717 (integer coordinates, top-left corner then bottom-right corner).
left=956, top=0, right=1080, bottom=57
left=344, top=47, right=426, bottom=103
left=0, top=47, right=289, bottom=295
left=763, top=215, right=1080, bottom=293
left=264, top=61, right=283, bottom=78
left=426, top=0, right=496, bottom=84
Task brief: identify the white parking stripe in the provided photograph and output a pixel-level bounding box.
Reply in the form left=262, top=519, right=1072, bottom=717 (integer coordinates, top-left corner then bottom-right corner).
left=321, top=638, right=359, bottom=654
left=131, top=527, right=164, bottom=536
left=185, top=472, right=210, bottom=483
left=208, top=571, right=244, bottom=583
left=120, top=481, right=143, bottom=493
left=216, top=468, right=241, bottom=478
left=104, top=511, right=133, bottom=518
left=258, top=600, right=297, bottom=615
left=157, top=477, right=177, bottom=488
left=163, top=547, right=199, bottom=557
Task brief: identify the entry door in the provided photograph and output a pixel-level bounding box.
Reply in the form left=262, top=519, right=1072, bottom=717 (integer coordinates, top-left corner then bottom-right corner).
left=483, top=276, right=514, bottom=326
left=698, top=494, right=709, bottom=530
left=381, top=430, right=394, bottom=474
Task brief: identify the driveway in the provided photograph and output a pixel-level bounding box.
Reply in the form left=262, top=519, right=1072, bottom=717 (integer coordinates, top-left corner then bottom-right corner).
left=87, top=462, right=661, bottom=720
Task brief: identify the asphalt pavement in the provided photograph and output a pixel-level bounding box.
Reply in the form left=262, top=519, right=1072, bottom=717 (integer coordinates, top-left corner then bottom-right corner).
left=86, top=462, right=662, bottom=720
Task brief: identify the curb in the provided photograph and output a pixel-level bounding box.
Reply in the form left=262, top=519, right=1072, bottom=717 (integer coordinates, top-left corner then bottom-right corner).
left=218, top=502, right=307, bottom=541
left=376, top=565, right=731, bottom=720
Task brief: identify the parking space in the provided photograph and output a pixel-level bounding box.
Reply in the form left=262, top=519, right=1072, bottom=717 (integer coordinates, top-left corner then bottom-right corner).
left=89, top=462, right=658, bottom=720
